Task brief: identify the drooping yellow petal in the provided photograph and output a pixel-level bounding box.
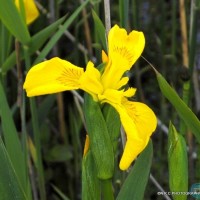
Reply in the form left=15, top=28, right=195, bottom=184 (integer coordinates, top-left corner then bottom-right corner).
left=106, top=98, right=157, bottom=170
left=101, top=25, right=145, bottom=89
left=124, top=100, right=157, bottom=139
left=15, top=0, right=39, bottom=25
left=23, top=57, right=84, bottom=97
left=79, top=61, right=104, bottom=101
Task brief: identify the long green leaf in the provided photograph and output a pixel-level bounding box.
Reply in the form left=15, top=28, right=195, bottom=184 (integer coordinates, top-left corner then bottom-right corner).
left=1, top=16, right=66, bottom=74
left=168, top=123, right=188, bottom=200
left=116, top=140, right=153, bottom=200
left=82, top=150, right=101, bottom=200
left=0, top=137, right=27, bottom=200
left=84, top=94, right=114, bottom=179
left=154, top=69, right=200, bottom=142
left=119, top=0, right=129, bottom=29
left=34, top=0, right=90, bottom=64
left=0, top=81, right=30, bottom=197
left=92, top=10, right=107, bottom=51
left=0, top=0, right=30, bottom=44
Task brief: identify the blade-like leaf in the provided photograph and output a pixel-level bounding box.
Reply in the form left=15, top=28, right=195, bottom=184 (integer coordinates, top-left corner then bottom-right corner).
left=92, top=10, right=107, bottom=51
left=84, top=94, right=114, bottom=179
left=116, top=140, right=153, bottom=200
left=0, top=81, right=29, bottom=197
left=0, top=0, right=30, bottom=44
left=82, top=150, right=101, bottom=200
left=154, top=69, right=200, bottom=143
left=1, top=16, right=66, bottom=74
left=168, top=122, right=188, bottom=200
left=0, top=136, right=27, bottom=200
left=119, top=0, right=129, bottom=29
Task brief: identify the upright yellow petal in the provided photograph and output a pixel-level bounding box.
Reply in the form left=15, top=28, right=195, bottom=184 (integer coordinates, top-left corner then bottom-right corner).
left=15, top=0, right=39, bottom=25
left=107, top=98, right=157, bottom=170
left=101, top=25, right=145, bottom=89
left=23, top=57, right=84, bottom=97
left=79, top=61, right=104, bottom=101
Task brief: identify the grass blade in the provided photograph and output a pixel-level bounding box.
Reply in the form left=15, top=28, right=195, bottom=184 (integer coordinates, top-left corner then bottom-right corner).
left=154, top=69, right=200, bottom=143
left=0, top=81, right=30, bottom=198
left=116, top=140, right=153, bottom=200
left=0, top=137, right=27, bottom=200
left=0, top=0, right=30, bottom=44
left=92, top=10, right=107, bottom=51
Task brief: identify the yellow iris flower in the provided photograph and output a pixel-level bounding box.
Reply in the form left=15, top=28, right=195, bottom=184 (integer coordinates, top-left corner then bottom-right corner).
left=15, top=0, right=39, bottom=25
left=23, top=25, right=157, bottom=170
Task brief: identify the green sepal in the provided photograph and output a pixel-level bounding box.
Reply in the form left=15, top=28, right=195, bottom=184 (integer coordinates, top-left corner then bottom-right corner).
left=168, top=122, right=188, bottom=200
left=82, top=150, right=101, bottom=200
left=116, top=140, right=153, bottom=200
left=84, top=94, right=114, bottom=179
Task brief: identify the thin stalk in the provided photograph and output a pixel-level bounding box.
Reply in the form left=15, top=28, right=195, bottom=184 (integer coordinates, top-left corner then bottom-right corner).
left=15, top=40, right=31, bottom=199
left=29, top=98, right=46, bottom=200
left=101, top=179, right=114, bottom=200
left=104, top=0, right=111, bottom=37
left=23, top=46, right=46, bottom=200
left=80, top=0, right=93, bottom=57
left=171, top=0, right=177, bottom=60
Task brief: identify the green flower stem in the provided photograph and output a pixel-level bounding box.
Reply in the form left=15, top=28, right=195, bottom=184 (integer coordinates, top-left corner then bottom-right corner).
left=101, top=179, right=114, bottom=200
left=23, top=45, right=46, bottom=200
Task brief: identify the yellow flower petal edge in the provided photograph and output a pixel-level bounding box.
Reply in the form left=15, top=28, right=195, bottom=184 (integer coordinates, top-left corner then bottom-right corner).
left=101, top=25, right=145, bottom=89
left=108, top=99, right=157, bottom=170
left=23, top=57, right=84, bottom=97
left=15, top=0, right=39, bottom=25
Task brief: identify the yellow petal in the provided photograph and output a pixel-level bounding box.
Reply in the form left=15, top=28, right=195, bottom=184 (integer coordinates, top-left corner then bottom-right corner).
left=115, top=77, right=129, bottom=89
left=107, top=98, right=157, bottom=170
left=79, top=61, right=103, bottom=101
left=124, top=101, right=157, bottom=139
left=23, top=57, right=84, bottom=97
left=101, top=25, right=145, bottom=89
left=83, top=135, right=90, bottom=156
left=102, top=50, right=109, bottom=63
left=15, top=0, right=39, bottom=25
left=123, top=87, right=137, bottom=98
left=98, top=88, right=124, bottom=104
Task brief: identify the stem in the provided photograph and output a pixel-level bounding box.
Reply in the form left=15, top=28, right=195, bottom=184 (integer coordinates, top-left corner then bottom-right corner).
left=104, top=0, right=111, bottom=37
left=101, top=179, right=114, bottom=200
left=24, top=46, right=46, bottom=200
